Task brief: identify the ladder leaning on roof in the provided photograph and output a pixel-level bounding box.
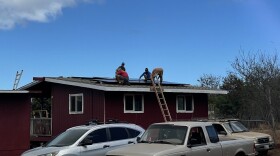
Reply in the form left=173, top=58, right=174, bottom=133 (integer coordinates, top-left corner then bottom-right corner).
left=13, top=70, right=23, bottom=90
left=151, top=75, right=172, bottom=122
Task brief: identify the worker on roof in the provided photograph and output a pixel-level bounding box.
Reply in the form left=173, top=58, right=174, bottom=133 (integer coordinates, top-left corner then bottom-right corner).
left=139, top=68, right=151, bottom=82
left=117, top=62, right=126, bottom=71
left=151, top=68, right=163, bottom=84
left=115, top=68, right=130, bottom=85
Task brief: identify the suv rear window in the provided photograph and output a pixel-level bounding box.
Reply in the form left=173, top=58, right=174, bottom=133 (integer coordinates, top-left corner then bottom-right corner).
left=127, top=128, right=141, bottom=138
left=88, top=128, right=108, bottom=143
left=109, top=127, right=129, bottom=141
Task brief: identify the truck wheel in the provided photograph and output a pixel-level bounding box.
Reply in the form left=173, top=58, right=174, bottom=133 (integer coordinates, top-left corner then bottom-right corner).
left=235, top=152, right=245, bottom=156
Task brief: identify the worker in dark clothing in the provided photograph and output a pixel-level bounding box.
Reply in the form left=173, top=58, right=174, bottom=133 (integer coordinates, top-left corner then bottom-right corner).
left=139, top=68, right=151, bottom=82
left=117, top=62, right=126, bottom=71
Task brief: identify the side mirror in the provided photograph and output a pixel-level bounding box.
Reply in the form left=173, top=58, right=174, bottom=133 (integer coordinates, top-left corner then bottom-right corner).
left=209, top=137, right=219, bottom=143
left=79, top=138, right=93, bottom=146
left=136, top=137, right=141, bottom=143
left=219, top=131, right=227, bottom=135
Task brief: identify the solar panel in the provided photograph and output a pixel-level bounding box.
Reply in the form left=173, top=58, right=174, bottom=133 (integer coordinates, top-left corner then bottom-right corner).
left=69, top=77, right=189, bottom=86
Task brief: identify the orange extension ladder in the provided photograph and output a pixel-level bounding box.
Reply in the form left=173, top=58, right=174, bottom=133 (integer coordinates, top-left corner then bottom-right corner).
left=151, top=75, right=172, bottom=122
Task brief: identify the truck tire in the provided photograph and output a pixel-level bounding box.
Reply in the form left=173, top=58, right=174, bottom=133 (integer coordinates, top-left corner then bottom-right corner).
left=235, top=152, right=245, bottom=156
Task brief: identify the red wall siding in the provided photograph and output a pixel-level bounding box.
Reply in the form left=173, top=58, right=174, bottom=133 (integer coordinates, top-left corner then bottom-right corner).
left=0, top=94, right=30, bottom=156
left=169, top=93, right=208, bottom=120
left=51, top=84, right=105, bottom=137
left=50, top=84, right=208, bottom=136
left=105, top=92, right=208, bottom=129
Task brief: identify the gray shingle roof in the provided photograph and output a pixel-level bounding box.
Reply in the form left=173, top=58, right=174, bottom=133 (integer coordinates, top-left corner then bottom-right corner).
left=20, top=77, right=228, bottom=94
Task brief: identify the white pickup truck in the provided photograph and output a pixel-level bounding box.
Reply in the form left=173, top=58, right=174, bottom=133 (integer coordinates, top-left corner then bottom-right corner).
left=106, top=121, right=255, bottom=156
left=211, top=119, right=274, bottom=155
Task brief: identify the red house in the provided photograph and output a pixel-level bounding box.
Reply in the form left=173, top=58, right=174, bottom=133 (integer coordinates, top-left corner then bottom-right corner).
left=0, top=91, right=31, bottom=156
left=21, top=76, right=227, bottom=147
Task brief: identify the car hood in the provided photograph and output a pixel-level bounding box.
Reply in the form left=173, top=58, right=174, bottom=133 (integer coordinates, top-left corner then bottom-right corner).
left=232, top=131, right=270, bottom=139
left=22, top=146, right=67, bottom=156
left=107, top=143, right=180, bottom=156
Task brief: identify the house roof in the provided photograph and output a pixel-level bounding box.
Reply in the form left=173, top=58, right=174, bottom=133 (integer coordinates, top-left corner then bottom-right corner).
left=0, top=90, right=30, bottom=94
left=20, top=77, right=228, bottom=94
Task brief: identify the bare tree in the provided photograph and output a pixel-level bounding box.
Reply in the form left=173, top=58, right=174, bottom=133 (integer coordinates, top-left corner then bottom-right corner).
left=231, top=50, right=280, bottom=134
left=197, top=74, right=222, bottom=89
left=197, top=74, right=223, bottom=119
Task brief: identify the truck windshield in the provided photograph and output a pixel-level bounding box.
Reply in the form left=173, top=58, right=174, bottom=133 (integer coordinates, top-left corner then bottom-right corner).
left=140, top=124, right=188, bottom=145
left=45, top=129, right=89, bottom=147
left=225, top=121, right=249, bottom=133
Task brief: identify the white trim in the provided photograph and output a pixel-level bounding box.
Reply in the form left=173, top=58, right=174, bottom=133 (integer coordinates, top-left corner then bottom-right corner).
left=44, top=78, right=228, bottom=94
left=176, top=95, right=194, bottom=113
left=0, top=90, right=29, bottom=93
left=69, top=93, right=84, bottom=114
left=124, top=94, right=144, bottom=113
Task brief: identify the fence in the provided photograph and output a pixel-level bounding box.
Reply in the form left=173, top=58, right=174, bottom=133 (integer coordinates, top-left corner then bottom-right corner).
left=30, top=118, right=52, bottom=136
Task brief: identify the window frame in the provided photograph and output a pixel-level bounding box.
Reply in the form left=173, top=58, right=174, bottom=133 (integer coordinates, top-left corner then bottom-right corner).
left=176, top=95, right=194, bottom=113
left=124, top=94, right=144, bottom=113
left=187, top=126, right=207, bottom=146
left=69, top=93, right=84, bottom=114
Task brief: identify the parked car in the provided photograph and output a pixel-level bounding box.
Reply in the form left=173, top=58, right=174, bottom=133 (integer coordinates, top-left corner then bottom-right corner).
left=211, top=119, right=274, bottom=155
left=106, top=121, right=256, bottom=156
left=21, top=122, right=145, bottom=156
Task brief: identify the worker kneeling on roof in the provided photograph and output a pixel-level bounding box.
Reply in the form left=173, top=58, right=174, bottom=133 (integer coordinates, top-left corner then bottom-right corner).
left=116, top=68, right=130, bottom=85
left=139, top=68, right=151, bottom=82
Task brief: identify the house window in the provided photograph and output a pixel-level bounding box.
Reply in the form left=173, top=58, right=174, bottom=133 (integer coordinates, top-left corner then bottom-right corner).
left=124, top=94, right=144, bottom=113
left=176, top=95, right=194, bottom=113
left=69, top=93, right=84, bottom=114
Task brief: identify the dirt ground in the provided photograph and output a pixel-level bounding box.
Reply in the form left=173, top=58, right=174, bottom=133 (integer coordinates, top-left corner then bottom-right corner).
left=267, top=148, right=280, bottom=156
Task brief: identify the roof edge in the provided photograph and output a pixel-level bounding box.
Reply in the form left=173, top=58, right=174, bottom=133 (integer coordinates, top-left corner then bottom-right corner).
left=0, top=90, right=30, bottom=93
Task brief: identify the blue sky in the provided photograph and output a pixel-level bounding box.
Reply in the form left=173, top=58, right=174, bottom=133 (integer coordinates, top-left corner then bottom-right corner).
left=1, top=0, right=280, bottom=90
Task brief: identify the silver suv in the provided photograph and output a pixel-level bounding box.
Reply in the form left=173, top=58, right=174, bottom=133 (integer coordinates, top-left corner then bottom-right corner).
left=21, top=122, right=145, bottom=156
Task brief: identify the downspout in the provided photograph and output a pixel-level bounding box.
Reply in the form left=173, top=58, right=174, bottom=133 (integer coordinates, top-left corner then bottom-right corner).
left=103, top=92, right=106, bottom=124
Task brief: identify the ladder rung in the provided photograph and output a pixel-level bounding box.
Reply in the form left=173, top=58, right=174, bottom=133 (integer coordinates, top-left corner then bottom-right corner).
left=151, top=76, right=172, bottom=122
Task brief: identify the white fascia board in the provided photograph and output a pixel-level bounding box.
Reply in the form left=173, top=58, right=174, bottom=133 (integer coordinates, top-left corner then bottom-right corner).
left=0, top=90, right=30, bottom=93
left=163, top=88, right=228, bottom=94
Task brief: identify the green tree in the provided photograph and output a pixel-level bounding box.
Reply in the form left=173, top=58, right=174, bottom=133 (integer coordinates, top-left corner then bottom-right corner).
left=219, top=72, right=245, bottom=118
left=31, top=97, right=51, bottom=117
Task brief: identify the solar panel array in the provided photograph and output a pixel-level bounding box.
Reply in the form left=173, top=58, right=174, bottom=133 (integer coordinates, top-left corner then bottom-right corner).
left=70, top=77, right=188, bottom=86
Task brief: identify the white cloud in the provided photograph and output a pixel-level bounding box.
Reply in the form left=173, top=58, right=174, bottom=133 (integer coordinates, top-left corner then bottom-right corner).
left=0, top=0, right=97, bottom=30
